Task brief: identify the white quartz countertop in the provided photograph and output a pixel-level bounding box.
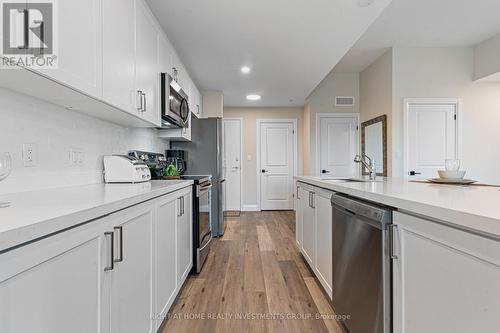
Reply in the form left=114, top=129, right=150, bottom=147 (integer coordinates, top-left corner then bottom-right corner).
left=295, top=176, right=500, bottom=238
left=0, top=180, right=193, bottom=252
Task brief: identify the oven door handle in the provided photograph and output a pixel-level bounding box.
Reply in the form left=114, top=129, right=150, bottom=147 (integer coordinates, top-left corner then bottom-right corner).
left=197, top=184, right=212, bottom=197
left=199, top=232, right=213, bottom=251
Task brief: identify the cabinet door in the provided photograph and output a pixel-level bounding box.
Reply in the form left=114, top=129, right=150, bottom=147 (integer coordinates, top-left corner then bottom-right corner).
left=301, top=190, right=315, bottom=267
left=135, top=0, right=160, bottom=126
left=109, top=204, right=154, bottom=333
left=0, top=219, right=107, bottom=333
left=314, top=192, right=332, bottom=298
left=102, top=0, right=136, bottom=113
left=177, top=191, right=192, bottom=283
left=393, top=212, right=500, bottom=333
left=295, top=186, right=305, bottom=248
left=158, top=34, right=173, bottom=73
left=154, top=194, right=177, bottom=328
left=33, top=0, right=102, bottom=97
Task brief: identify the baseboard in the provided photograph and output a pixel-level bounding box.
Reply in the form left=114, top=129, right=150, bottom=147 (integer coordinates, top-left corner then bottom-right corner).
left=241, top=204, right=259, bottom=212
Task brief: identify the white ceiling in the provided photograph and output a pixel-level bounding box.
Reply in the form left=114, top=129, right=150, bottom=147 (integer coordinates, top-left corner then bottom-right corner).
left=335, top=0, right=500, bottom=72
left=146, top=0, right=392, bottom=107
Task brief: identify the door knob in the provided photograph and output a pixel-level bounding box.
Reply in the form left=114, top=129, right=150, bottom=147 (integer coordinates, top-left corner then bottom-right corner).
left=261, top=169, right=267, bottom=173
left=321, top=170, right=330, bottom=174
left=408, top=171, right=422, bottom=176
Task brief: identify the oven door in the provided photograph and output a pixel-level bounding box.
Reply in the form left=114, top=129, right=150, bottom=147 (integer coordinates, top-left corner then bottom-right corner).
left=197, top=181, right=212, bottom=272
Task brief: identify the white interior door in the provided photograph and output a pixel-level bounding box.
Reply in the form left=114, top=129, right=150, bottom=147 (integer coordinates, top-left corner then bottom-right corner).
left=223, top=119, right=242, bottom=211
left=259, top=121, right=295, bottom=210
left=406, top=101, right=457, bottom=179
left=319, top=116, right=358, bottom=177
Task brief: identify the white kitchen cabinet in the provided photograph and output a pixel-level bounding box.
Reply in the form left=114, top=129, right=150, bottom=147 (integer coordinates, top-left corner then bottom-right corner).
left=296, top=182, right=333, bottom=299
left=190, top=84, right=203, bottom=118
left=159, top=34, right=173, bottom=73
left=314, top=189, right=332, bottom=299
left=177, top=189, right=193, bottom=283
left=33, top=0, right=103, bottom=97
left=0, top=215, right=108, bottom=333
left=154, top=193, right=178, bottom=330
left=301, top=186, right=315, bottom=266
left=393, top=211, right=500, bottom=333
left=171, top=51, right=187, bottom=89
left=157, top=111, right=192, bottom=142
left=102, top=0, right=136, bottom=114
left=107, top=203, right=155, bottom=333
left=295, top=185, right=304, bottom=248
left=135, top=0, right=160, bottom=126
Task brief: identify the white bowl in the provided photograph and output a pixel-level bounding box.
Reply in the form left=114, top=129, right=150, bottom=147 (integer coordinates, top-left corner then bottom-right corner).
left=438, top=170, right=466, bottom=179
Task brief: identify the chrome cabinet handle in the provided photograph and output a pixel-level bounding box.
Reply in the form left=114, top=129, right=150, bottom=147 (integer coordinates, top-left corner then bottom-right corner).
left=178, top=197, right=183, bottom=216
left=114, top=226, right=123, bottom=263
left=296, top=186, right=300, bottom=199
left=142, top=92, right=147, bottom=112
left=390, top=224, right=398, bottom=260
left=181, top=196, right=185, bottom=216
left=104, top=231, right=114, bottom=271
left=308, top=192, right=312, bottom=208
left=311, top=192, right=315, bottom=209
left=136, top=90, right=143, bottom=111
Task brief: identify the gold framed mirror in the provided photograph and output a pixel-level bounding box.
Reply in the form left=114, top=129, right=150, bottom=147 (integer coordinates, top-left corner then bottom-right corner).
left=361, top=115, right=387, bottom=176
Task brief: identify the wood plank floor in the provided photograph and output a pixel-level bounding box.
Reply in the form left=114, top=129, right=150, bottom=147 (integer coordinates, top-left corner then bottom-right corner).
left=162, top=211, right=343, bottom=333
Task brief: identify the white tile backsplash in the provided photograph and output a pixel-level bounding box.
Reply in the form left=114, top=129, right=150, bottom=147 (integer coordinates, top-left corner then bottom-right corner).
left=0, top=88, right=168, bottom=195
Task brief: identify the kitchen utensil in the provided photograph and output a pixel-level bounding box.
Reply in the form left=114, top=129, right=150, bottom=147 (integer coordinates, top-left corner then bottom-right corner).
left=438, top=170, right=466, bottom=179
left=428, top=178, right=477, bottom=185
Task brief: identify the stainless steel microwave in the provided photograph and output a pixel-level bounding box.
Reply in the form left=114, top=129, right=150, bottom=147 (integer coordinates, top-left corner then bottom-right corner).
left=160, top=73, right=190, bottom=128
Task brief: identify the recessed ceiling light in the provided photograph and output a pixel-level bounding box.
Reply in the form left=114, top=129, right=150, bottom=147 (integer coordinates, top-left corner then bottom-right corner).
left=246, top=94, right=261, bottom=101
left=241, top=66, right=251, bottom=74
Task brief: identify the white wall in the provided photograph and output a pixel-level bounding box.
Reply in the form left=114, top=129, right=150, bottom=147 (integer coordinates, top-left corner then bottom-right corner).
left=474, top=33, right=500, bottom=81
left=0, top=88, right=168, bottom=195
left=392, top=47, right=500, bottom=183
left=306, top=71, right=359, bottom=175
left=360, top=49, right=393, bottom=176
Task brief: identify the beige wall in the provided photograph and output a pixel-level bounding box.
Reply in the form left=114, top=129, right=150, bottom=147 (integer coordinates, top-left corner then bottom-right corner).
left=223, top=107, right=304, bottom=209
left=391, top=47, right=500, bottom=183
left=306, top=71, right=360, bottom=174
left=360, top=49, right=393, bottom=176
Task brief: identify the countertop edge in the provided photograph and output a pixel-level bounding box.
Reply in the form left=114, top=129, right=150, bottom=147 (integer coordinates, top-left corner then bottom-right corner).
left=295, top=176, right=500, bottom=239
left=0, top=181, right=193, bottom=252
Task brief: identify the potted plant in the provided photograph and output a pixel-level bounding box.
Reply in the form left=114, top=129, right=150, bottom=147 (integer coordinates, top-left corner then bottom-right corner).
left=163, top=162, right=181, bottom=180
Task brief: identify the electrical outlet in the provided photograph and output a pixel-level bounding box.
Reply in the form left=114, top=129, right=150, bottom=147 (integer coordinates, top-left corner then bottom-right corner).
left=69, top=148, right=85, bottom=166
left=23, top=143, right=38, bottom=167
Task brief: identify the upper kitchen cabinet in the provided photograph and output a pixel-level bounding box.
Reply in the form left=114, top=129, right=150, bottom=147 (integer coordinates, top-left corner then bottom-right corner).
left=102, top=0, right=136, bottom=114
left=190, top=83, right=203, bottom=118
left=171, top=51, right=188, bottom=89
left=159, top=34, right=173, bottom=73
left=31, top=0, right=103, bottom=97
left=135, top=0, right=161, bottom=126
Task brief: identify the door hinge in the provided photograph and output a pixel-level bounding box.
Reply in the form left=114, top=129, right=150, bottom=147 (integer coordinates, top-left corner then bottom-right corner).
left=356, top=125, right=359, bottom=130
left=292, top=129, right=295, bottom=134
left=454, top=114, right=457, bottom=120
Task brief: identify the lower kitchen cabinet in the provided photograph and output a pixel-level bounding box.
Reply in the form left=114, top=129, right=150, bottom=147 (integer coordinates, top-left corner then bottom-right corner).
left=393, top=211, right=500, bottom=332
left=0, top=218, right=107, bottom=333
left=314, top=189, right=332, bottom=299
left=177, top=190, right=193, bottom=283
left=0, top=186, right=193, bottom=333
left=154, top=194, right=178, bottom=328
left=296, top=182, right=333, bottom=299
left=105, top=203, right=155, bottom=333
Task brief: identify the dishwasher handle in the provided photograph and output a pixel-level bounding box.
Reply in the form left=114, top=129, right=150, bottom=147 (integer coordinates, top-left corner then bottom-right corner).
left=331, top=193, right=392, bottom=224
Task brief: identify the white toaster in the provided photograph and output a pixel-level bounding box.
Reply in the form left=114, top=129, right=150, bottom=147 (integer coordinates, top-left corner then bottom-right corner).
left=103, top=155, right=151, bottom=183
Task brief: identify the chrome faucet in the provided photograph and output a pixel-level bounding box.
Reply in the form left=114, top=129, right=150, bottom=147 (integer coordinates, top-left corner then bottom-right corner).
left=354, top=154, right=377, bottom=180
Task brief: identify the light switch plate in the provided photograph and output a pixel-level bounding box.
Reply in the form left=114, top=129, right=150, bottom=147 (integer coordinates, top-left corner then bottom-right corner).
left=23, top=143, right=38, bottom=167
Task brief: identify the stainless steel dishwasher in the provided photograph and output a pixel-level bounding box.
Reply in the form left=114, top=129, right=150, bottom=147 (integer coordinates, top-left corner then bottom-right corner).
left=331, top=193, right=393, bottom=333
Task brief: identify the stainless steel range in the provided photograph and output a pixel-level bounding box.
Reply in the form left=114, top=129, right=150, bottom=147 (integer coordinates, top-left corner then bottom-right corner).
left=128, top=151, right=213, bottom=274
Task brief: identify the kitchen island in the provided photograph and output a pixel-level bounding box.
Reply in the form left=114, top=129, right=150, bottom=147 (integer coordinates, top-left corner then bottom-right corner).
left=295, top=176, right=500, bottom=333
